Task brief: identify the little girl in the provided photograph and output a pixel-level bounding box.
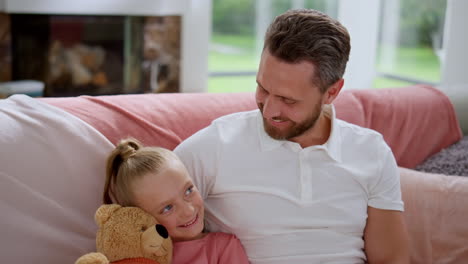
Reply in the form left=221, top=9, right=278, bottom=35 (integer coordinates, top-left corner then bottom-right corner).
left=103, top=138, right=250, bottom=264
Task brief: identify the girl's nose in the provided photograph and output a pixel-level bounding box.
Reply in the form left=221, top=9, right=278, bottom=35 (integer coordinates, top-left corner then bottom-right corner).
left=181, top=202, right=195, bottom=217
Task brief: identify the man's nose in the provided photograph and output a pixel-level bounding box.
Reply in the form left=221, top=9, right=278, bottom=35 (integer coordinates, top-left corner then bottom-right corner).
left=262, top=96, right=281, bottom=119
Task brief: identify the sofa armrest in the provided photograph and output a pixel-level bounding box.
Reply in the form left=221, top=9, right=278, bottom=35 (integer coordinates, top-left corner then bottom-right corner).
left=400, top=167, right=468, bottom=263
left=335, top=85, right=462, bottom=168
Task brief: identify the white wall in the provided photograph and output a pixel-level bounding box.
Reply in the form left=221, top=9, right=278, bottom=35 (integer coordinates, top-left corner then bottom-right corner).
left=440, top=0, right=468, bottom=88
left=180, top=0, right=211, bottom=92
left=439, top=0, right=468, bottom=134
left=338, top=0, right=381, bottom=90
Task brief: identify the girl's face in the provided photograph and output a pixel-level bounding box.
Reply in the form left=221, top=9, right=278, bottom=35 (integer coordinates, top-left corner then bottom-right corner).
left=132, top=158, right=205, bottom=242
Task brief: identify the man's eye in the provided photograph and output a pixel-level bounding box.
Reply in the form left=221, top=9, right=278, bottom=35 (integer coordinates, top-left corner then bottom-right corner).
left=283, top=98, right=296, bottom=104
left=161, top=205, right=173, bottom=214
left=257, top=86, right=268, bottom=94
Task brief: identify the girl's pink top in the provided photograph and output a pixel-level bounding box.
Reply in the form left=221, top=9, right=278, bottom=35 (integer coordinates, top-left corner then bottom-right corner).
left=172, top=232, right=249, bottom=264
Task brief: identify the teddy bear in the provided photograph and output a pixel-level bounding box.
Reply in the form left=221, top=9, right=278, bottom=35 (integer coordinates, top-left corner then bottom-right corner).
left=75, top=204, right=173, bottom=264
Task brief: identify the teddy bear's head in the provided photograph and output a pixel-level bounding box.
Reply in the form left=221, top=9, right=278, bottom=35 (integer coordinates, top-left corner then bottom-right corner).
left=82, top=204, right=173, bottom=264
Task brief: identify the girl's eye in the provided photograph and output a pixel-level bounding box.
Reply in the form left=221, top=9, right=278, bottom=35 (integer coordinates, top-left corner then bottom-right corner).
left=185, top=186, right=194, bottom=196
left=161, top=204, right=173, bottom=214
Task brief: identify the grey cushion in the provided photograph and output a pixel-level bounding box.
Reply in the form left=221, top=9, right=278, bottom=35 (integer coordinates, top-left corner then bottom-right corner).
left=415, top=136, right=468, bottom=176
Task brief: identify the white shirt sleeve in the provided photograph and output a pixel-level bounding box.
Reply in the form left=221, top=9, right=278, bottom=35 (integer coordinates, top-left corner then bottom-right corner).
left=174, top=124, right=219, bottom=199
left=367, top=142, right=404, bottom=211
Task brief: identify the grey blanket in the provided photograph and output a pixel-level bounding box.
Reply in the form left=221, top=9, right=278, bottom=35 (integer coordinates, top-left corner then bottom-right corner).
left=415, top=136, right=468, bottom=176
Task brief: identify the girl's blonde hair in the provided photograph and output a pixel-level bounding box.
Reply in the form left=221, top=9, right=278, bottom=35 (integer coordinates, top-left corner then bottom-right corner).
left=103, top=138, right=177, bottom=205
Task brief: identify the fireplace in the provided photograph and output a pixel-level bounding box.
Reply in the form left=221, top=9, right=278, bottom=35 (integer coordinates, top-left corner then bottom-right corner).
left=1, top=13, right=181, bottom=97
left=0, top=0, right=210, bottom=94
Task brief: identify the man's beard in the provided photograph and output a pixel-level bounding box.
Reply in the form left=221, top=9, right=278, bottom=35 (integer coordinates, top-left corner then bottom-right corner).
left=260, top=102, right=322, bottom=140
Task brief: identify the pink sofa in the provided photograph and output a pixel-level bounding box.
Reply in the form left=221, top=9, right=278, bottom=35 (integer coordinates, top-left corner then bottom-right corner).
left=1, top=84, right=467, bottom=263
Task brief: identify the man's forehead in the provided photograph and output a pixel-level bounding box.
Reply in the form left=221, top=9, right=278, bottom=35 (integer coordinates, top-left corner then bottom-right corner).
left=258, top=54, right=320, bottom=93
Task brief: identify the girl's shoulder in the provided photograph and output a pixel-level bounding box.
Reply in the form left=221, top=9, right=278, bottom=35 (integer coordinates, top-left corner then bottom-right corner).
left=206, top=232, right=249, bottom=263
left=173, top=232, right=238, bottom=248
left=172, top=232, right=248, bottom=264
left=206, top=232, right=241, bottom=243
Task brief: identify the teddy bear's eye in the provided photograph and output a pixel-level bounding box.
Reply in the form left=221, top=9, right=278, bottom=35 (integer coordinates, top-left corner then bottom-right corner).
left=140, top=225, right=148, bottom=232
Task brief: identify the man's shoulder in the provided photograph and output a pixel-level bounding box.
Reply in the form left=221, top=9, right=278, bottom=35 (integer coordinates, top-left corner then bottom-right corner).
left=335, top=118, right=389, bottom=152
left=209, top=110, right=260, bottom=142
left=213, top=109, right=259, bottom=125
left=176, top=110, right=259, bottom=151
left=336, top=118, right=383, bottom=139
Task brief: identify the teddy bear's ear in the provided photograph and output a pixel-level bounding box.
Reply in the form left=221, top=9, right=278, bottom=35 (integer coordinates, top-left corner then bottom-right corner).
left=95, top=204, right=122, bottom=227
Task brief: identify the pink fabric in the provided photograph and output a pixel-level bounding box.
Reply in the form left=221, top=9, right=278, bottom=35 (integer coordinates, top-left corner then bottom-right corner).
left=42, top=84, right=462, bottom=168
left=172, top=232, right=249, bottom=264
left=399, top=167, right=468, bottom=264
left=334, top=84, right=462, bottom=168
left=41, top=93, right=256, bottom=150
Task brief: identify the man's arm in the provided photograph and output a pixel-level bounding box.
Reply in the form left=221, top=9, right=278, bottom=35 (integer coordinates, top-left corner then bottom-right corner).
left=364, top=207, right=410, bottom=264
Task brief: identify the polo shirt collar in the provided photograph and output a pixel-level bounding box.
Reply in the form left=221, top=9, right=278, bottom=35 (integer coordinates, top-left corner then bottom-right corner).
left=322, top=104, right=342, bottom=163
left=256, top=105, right=342, bottom=163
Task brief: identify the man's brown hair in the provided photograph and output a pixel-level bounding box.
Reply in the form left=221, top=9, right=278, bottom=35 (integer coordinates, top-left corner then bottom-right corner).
left=264, top=9, right=351, bottom=93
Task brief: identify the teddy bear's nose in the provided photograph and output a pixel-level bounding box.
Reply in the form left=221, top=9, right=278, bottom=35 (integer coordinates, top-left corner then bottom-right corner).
left=156, top=224, right=169, bottom=239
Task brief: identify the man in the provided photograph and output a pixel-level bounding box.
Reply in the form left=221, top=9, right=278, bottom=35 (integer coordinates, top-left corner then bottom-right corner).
left=174, top=9, right=410, bottom=264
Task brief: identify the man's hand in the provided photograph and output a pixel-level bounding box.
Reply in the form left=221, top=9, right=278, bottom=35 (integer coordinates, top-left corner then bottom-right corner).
left=364, top=207, right=410, bottom=264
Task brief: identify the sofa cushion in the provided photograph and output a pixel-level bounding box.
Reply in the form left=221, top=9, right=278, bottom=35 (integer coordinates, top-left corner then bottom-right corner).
left=400, top=167, right=468, bottom=263
left=43, top=85, right=461, bottom=168
left=0, top=95, right=114, bottom=263
left=41, top=92, right=258, bottom=150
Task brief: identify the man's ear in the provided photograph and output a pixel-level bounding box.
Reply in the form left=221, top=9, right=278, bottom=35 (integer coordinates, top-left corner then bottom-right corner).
left=324, top=79, right=344, bottom=104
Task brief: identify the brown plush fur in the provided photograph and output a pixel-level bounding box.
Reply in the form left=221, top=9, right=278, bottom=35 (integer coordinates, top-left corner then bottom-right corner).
left=75, top=204, right=172, bottom=264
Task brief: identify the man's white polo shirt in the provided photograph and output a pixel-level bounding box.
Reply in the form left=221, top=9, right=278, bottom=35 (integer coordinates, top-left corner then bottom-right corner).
left=174, top=104, right=404, bottom=264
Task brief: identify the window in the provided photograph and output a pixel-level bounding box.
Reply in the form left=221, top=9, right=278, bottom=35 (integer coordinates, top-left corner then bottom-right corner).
left=208, top=0, right=448, bottom=92
left=375, top=0, right=447, bottom=88
left=208, top=0, right=338, bottom=93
